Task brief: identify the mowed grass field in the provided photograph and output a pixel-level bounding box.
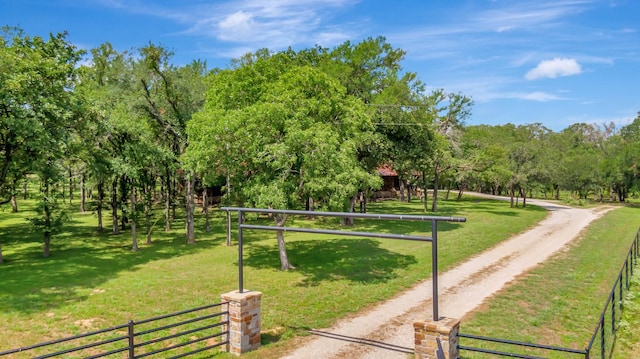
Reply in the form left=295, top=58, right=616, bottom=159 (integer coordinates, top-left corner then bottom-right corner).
left=460, top=205, right=640, bottom=358
left=0, top=195, right=545, bottom=358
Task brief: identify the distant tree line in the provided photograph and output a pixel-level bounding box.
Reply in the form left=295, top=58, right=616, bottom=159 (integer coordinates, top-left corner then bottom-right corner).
left=1, top=26, right=639, bottom=266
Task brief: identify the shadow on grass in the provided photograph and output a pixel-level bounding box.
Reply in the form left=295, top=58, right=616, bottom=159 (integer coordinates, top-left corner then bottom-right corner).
left=244, top=237, right=417, bottom=287
left=0, top=212, right=227, bottom=315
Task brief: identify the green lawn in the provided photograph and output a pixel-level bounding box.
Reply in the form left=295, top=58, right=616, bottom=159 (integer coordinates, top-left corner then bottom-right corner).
left=0, top=196, right=546, bottom=358
left=459, top=205, right=640, bottom=358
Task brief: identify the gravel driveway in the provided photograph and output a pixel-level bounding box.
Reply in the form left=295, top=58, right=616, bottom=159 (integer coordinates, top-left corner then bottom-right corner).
left=280, top=195, right=614, bottom=359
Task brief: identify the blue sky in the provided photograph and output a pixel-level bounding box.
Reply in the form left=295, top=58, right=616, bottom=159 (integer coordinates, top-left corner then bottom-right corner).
left=2, top=0, right=639, bottom=131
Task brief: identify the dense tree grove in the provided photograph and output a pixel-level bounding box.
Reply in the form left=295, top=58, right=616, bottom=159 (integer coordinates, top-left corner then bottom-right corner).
left=2, top=27, right=640, bottom=264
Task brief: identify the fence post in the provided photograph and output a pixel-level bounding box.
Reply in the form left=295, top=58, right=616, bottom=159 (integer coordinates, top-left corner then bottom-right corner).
left=600, top=320, right=605, bottom=359
left=626, top=258, right=630, bottom=290
left=611, top=290, right=616, bottom=334
left=238, top=210, right=244, bottom=293
left=432, top=219, right=439, bottom=321
left=128, top=320, right=135, bottom=359
left=414, top=317, right=460, bottom=359
left=226, top=210, right=232, bottom=246
left=221, top=290, right=262, bottom=356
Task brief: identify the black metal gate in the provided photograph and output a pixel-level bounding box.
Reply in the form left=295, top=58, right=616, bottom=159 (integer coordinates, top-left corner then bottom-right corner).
left=0, top=302, right=230, bottom=358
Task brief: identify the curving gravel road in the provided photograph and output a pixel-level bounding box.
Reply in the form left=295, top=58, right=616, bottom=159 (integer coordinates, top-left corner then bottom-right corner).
left=280, top=195, right=614, bottom=359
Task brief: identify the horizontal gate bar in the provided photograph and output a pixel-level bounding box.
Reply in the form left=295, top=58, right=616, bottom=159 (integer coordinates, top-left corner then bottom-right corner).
left=240, top=224, right=433, bottom=242
left=459, top=333, right=587, bottom=355
left=222, top=207, right=466, bottom=223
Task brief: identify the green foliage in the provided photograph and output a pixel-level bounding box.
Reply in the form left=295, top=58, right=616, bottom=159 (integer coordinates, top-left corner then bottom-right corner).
left=27, top=188, right=68, bottom=236
left=0, top=26, right=84, bottom=202
left=185, top=50, right=381, bottom=211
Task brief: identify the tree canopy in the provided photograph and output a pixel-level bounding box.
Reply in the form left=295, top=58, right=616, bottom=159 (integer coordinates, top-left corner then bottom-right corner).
left=2, top=26, right=640, bottom=266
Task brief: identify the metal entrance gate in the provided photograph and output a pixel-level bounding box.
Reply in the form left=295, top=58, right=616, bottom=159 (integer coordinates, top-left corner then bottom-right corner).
left=223, top=207, right=466, bottom=321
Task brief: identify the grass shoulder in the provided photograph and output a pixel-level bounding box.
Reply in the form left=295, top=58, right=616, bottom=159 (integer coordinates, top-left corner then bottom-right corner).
left=460, top=206, right=640, bottom=358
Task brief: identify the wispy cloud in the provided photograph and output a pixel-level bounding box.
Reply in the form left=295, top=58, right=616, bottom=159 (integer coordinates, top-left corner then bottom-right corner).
left=96, top=0, right=362, bottom=55
left=473, top=0, right=593, bottom=32
left=519, top=91, right=566, bottom=101
left=525, top=58, right=582, bottom=80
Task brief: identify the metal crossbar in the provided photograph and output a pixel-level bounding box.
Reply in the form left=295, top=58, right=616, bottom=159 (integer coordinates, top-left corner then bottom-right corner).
left=458, top=333, right=587, bottom=358
left=223, top=207, right=466, bottom=322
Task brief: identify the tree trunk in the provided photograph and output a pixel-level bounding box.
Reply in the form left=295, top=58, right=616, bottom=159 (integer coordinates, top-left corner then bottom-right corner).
left=305, top=197, right=315, bottom=219
left=407, top=184, right=412, bottom=203
left=362, top=191, right=368, bottom=213
left=97, top=181, right=104, bottom=233
left=44, top=231, right=51, bottom=258
left=457, top=182, right=466, bottom=201
left=185, top=173, right=196, bottom=244
left=144, top=183, right=152, bottom=244
left=399, top=179, right=406, bottom=202
left=164, top=171, right=171, bottom=232
left=10, top=193, right=17, bottom=213
left=203, top=189, right=210, bottom=233
left=131, top=186, right=138, bottom=251
left=431, top=169, right=439, bottom=212
left=520, top=187, right=527, bottom=208
left=275, top=214, right=294, bottom=270
left=68, top=167, right=73, bottom=205
left=111, top=178, right=120, bottom=235
left=172, top=177, right=177, bottom=221
left=22, top=180, right=27, bottom=200
left=119, top=176, right=128, bottom=230
left=43, top=181, right=51, bottom=258
left=341, top=194, right=357, bottom=226
left=509, top=183, right=515, bottom=208
left=80, top=173, right=86, bottom=213
left=422, top=170, right=429, bottom=213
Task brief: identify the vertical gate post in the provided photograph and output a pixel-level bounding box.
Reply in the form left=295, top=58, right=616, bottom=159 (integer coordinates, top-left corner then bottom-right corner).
left=127, top=320, right=135, bottom=359
left=414, top=317, right=460, bottom=359
left=238, top=210, right=244, bottom=293
left=226, top=210, right=232, bottom=246
left=221, top=290, right=262, bottom=355
left=432, top=219, right=439, bottom=321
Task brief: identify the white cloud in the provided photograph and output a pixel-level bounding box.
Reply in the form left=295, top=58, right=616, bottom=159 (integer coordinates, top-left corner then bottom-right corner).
left=217, top=11, right=258, bottom=41
left=98, top=0, right=361, bottom=53
left=520, top=91, right=564, bottom=101
left=189, top=0, right=360, bottom=49
left=525, top=58, right=582, bottom=80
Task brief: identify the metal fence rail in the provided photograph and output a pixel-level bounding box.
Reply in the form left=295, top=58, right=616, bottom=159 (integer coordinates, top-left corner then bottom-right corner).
left=223, top=207, right=466, bottom=321
left=0, top=302, right=230, bottom=358
left=458, top=227, right=640, bottom=359
left=584, top=227, right=639, bottom=359
left=458, top=333, right=587, bottom=358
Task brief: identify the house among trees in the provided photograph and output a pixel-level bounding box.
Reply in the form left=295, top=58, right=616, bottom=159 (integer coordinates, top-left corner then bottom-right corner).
left=374, top=165, right=400, bottom=199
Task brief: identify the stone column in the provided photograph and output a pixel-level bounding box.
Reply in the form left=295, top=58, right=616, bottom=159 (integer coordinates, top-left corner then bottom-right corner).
left=414, top=317, right=460, bottom=359
left=221, top=290, right=262, bottom=355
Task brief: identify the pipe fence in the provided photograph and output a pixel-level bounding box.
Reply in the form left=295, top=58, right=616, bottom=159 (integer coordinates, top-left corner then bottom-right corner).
left=0, top=302, right=229, bottom=358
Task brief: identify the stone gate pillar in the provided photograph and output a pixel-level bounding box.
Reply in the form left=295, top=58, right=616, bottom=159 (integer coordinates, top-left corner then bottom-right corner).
left=221, top=290, right=262, bottom=355
left=414, top=317, right=460, bottom=359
